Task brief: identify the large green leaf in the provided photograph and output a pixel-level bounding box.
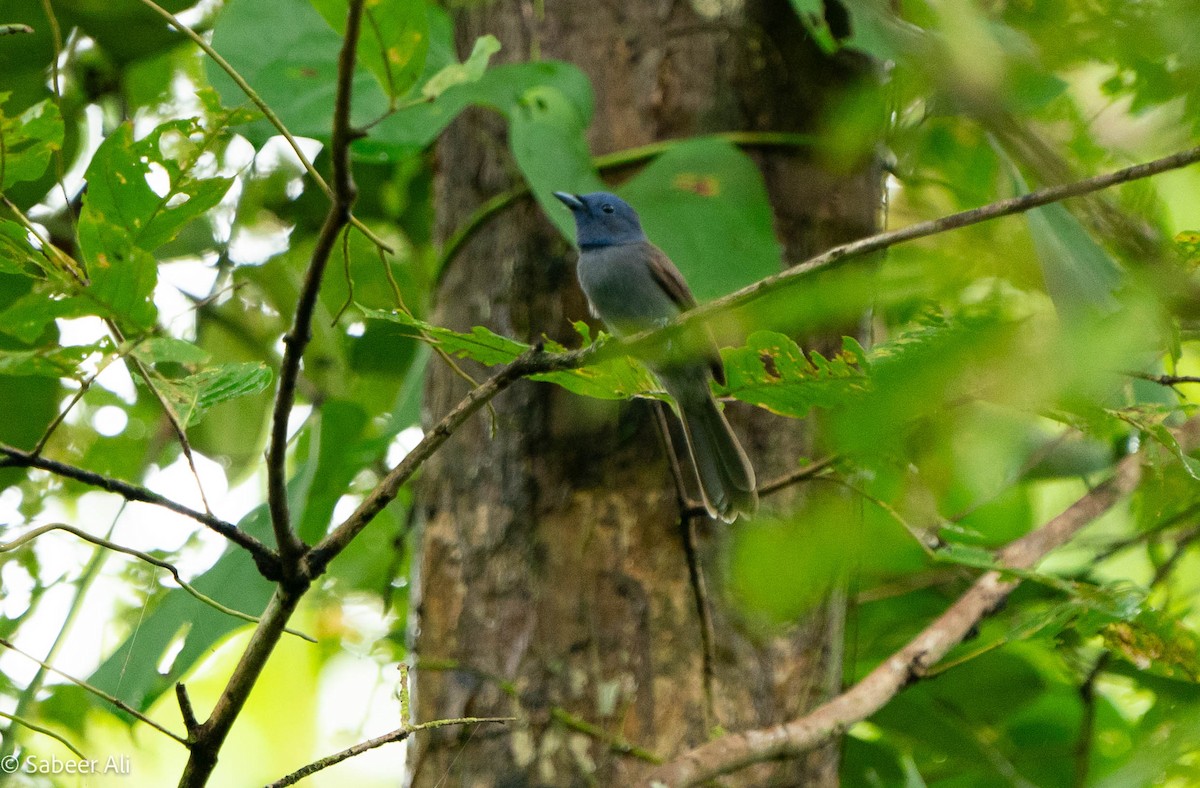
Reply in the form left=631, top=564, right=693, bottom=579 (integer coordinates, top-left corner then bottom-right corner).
left=209, top=0, right=391, bottom=137
left=619, top=137, right=783, bottom=301
left=510, top=84, right=607, bottom=239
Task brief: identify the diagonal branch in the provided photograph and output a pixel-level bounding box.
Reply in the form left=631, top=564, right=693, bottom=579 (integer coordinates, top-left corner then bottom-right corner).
left=648, top=418, right=1200, bottom=786
left=0, top=637, right=188, bottom=745
left=266, top=716, right=513, bottom=788
left=0, top=442, right=279, bottom=578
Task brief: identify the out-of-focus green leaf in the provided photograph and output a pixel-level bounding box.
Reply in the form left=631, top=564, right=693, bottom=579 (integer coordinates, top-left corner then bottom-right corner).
left=420, top=34, right=500, bottom=100
left=0, top=96, right=62, bottom=189
left=87, top=508, right=277, bottom=712
left=511, top=84, right=606, bottom=239
left=129, top=337, right=211, bottom=366
left=310, top=0, right=429, bottom=100
left=619, top=137, right=783, bottom=301
left=76, top=214, right=159, bottom=330
left=210, top=0, right=390, bottom=137
left=0, top=344, right=96, bottom=378
left=0, top=221, right=45, bottom=276
left=153, top=362, right=274, bottom=426
left=373, top=60, right=592, bottom=149
left=359, top=307, right=663, bottom=401
left=718, top=331, right=869, bottom=418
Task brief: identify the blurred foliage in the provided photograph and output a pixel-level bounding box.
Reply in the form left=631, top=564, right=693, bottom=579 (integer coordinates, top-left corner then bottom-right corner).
left=0, top=0, right=1199, bottom=785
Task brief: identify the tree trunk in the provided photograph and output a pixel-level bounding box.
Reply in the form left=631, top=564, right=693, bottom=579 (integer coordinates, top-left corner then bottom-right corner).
left=409, top=2, right=881, bottom=785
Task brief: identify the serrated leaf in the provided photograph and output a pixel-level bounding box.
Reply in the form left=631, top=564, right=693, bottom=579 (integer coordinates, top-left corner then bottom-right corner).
left=719, top=331, right=869, bottom=418
left=82, top=120, right=233, bottom=253
left=76, top=213, right=159, bottom=330
left=154, top=362, right=273, bottom=426
left=360, top=307, right=662, bottom=401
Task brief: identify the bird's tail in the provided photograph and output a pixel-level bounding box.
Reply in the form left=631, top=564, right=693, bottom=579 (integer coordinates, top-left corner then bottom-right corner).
left=671, top=387, right=758, bottom=523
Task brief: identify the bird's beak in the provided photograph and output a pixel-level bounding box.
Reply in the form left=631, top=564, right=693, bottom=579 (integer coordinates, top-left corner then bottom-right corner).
left=553, top=191, right=584, bottom=211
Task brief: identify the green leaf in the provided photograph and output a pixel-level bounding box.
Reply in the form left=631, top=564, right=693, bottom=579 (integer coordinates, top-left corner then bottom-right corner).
left=154, top=362, right=274, bottom=426
left=373, top=60, right=593, bottom=149
left=511, top=84, right=607, bottom=238
left=0, top=96, right=62, bottom=189
left=789, top=0, right=837, bottom=53
left=718, top=331, right=869, bottom=418
left=310, top=0, right=429, bottom=99
left=420, top=34, right=500, bottom=100
left=82, top=120, right=233, bottom=253
left=0, top=344, right=96, bottom=378
left=360, top=307, right=662, bottom=401
left=0, top=220, right=44, bottom=276
left=1007, top=163, right=1123, bottom=317
left=619, top=137, right=783, bottom=301
left=76, top=213, right=159, bottom=330
left=210, top=0, right=391, bottom=137
left=129, top=336, right=211, bottom=366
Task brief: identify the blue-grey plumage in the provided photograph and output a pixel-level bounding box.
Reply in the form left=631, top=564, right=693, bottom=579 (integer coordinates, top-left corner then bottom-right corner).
left=553, top=190, right=757, bottom=522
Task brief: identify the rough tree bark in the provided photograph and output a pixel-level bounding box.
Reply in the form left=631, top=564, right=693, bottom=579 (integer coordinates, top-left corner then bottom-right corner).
left=409, top=1, right=881, bottom=785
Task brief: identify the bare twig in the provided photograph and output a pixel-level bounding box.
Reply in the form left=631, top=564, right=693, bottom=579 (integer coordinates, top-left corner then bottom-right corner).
left=758, top=456, right=837, bottom=497
left=178, top=6, right=369, bottom=783
left=267, top=716, right=513, bottom=787
left=305, top=346, right=551, bottom=578
left=0, top=442, right=279, bottom=577
left=265, top=0, right=367, bottom=576
left=0, top=523, right=312, bottom=642
left=0, top=637, right=188, bottom=745
left=176, top=683, right=200, bottom=740
left=648, top=420, right=1200, bottom=786
left=0, top=710, right=85, bottom=758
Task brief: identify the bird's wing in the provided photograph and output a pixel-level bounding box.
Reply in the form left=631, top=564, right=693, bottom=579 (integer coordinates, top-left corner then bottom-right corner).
left=645, top=243, right=698, bottom=310
left=645, top=243, right=726, bottom=386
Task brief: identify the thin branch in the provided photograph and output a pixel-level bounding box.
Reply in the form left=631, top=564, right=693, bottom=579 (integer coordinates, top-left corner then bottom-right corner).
left=0, top=710, right=86, bottom=759
left=758, top=455, right=838, bottom=497
left=0, top=637, right=188, bottom=745
left=0, top=523, right=313, bottom=642
left=549, top=707, right=665, bottom=764
left=649, top=419, right=1200, bottom=786
left=178, top=6, right=369, bottom=783
left=1133, top=372, right=1200, bottom=387
left=130, top=0, right=392, bottom=254
left=176, top=683, right=200, bottom=740
left=616, top=143, right=1200, bottom=363
left=0, top=23, right=34, bottom=35
left=266, top=0, right=367, bottom=576
left=266, top=716, right=513, bottom=788
left=178, top=589, right=302, bottom=786
left=0, top=442, right=279, bottom=578
left=304, top=346, right=549, bottom=578
left=0, top=506, right=118, bottom=766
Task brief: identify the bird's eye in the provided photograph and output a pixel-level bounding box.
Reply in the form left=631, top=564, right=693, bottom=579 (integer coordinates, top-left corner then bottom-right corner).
left=601, top=203, right=615, bottom=214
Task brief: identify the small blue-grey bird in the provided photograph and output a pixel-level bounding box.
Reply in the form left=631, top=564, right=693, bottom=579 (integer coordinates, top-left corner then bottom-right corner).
left=553, top=191, right=757, bottom=522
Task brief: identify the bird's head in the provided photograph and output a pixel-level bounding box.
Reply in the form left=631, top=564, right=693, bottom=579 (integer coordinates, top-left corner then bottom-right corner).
left=553, top=191, right=646, bottom=249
